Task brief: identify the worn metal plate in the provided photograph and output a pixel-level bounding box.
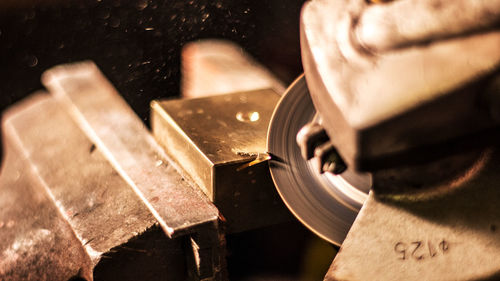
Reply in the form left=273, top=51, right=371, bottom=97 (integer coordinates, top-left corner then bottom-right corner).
left=2, top=93, right=192, bottom=280
left=0, top=147, right=92, bottom=281
left=327, top=147, right=500, bottom=281
left=268, top=76, right=370, bottom=246
left=42, top=61, right=219, bottom=238
left=0, top=98, right=93, bottom=281
left=5, top=93, right=157, bottom=260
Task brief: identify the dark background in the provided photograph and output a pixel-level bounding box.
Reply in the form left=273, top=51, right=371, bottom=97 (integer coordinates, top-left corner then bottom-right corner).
left=0, top=0, right=305, bottom=124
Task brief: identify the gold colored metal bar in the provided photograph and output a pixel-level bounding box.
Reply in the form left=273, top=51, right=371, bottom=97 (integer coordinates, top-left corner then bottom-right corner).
left=152, top=89, right=292, bottom=233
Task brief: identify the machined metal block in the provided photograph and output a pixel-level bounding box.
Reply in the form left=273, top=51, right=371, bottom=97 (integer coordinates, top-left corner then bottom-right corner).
left=151, top=89, right=292, bottom=233
left=327, top=147, right=500, bottom=281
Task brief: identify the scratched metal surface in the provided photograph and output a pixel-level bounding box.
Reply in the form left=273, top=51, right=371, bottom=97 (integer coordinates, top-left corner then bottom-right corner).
left=0, top=113, right=93, bottom=281
left=4, top=93, right=157, bottom=260
left=152, top=89, right=292, bottom=234
left=152, top=89, right=280, bottom=198
left=2, top=93, right=190, bottom=280
left=42, top=61, right=219, bottom=238
left=328, top=147, right=500, bottom=281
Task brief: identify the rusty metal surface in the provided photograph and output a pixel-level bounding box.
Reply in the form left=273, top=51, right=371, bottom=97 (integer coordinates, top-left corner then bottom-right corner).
left=327, top=147, right=500, bottom=281
left=1, top=92, right=193, bottom=280
left=181, top=39, right=286, bottom=98
left=300, top=0, right=500, bottom=171
left=0, top=95, right=93, bottom=281
left=42, top=61, right=219, bottom=238
left=152, top=89, right=292, bottom=233
left=4, top=92, right=157, bottom=261
left=0, top=142, right=92, bottom=281
left=0, top=61, right=229, bottom=280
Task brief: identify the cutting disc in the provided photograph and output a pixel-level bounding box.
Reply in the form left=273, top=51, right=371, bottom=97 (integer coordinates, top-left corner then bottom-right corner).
left=267, top=75, right=371, bottom=245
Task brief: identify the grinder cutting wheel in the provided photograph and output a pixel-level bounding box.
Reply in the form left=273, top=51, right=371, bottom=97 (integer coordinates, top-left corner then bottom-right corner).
left=268, top=75, right=372, bottom=245
left=268, top=0, right=500, bottom=248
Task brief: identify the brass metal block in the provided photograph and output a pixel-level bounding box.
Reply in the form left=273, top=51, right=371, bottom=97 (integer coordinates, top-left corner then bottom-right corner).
left=152, top=89, right=291, bottom=233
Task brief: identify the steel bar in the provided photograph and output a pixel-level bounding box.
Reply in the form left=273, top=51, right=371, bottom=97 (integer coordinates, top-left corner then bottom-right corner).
left=42, top=61, right=219, bottom=238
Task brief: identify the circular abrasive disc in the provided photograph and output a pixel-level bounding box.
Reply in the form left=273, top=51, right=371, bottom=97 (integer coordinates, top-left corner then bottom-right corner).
left=267, top=75, right=371, bottom=245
